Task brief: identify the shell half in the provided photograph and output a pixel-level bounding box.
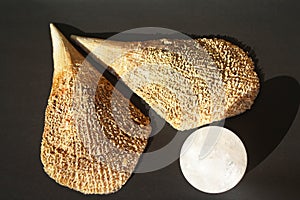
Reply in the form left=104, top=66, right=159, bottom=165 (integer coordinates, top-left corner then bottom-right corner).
left=40, top=24, right=151, bottom=194
left=72, top=35, right=260, bottom=130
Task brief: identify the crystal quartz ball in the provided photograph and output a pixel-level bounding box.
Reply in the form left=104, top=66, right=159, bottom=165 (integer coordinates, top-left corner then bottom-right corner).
left=180, top=126, right=247, bottom=194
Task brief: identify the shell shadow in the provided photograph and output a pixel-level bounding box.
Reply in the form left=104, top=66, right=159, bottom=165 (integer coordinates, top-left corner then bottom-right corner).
left=225, top=76, right=300, bottom=172
left=53, top=23, right=300, bottom=174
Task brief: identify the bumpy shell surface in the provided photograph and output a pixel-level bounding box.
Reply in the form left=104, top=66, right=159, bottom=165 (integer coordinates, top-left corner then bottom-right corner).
left=40, top=24, right=151, bottom=194
left=72, top=36, right=260, bottom=130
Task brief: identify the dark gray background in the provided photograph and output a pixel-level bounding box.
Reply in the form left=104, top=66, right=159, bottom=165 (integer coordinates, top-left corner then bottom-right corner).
left=1, top=0, right=300, bottom=199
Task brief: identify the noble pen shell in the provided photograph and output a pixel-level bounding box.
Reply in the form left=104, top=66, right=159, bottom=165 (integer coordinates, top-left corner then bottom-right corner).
left=40, top=24, right=151, bottom=194
left=180, top=126, right=248, bottom=194
left=72, top=35, right=260, bottom=131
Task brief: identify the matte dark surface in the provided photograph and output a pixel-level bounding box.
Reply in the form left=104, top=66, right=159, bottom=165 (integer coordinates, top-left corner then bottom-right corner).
left=1, top=0, right=300, bottom=199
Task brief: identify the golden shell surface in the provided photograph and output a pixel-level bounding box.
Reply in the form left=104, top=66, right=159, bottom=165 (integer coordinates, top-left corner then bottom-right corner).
left=72, top=35, right=260, bottom=130
left=41, top=24, right=151, bottom=194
